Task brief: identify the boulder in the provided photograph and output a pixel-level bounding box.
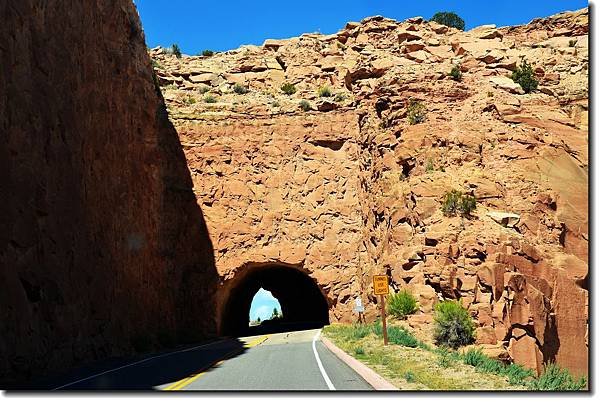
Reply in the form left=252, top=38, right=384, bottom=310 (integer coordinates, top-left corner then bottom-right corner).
left=189, top=73, right=219, bottom=84
left=509, top=333, right=544, bottom=374
left=489, top=76, right=525, bottom=94
left=478, top=49, right=505, bottom=64
left=398, top=30, right=422, bottom=43
left=470, top=24, right=503, bottom=40
left=263, top=39, right=286, bottom=50
left=475, top=326, right=497, bottom=344
left=429, top=21, right=449, bottom=34
left=404, top=50, right=429, bottom=63
left=487, top=211, right=521, bottom=228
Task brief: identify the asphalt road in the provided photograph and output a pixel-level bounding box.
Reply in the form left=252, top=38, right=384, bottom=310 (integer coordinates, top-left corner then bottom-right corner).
left=46, top=328, right=372, bottom=391
left=160, top=328, right=372, bottom=391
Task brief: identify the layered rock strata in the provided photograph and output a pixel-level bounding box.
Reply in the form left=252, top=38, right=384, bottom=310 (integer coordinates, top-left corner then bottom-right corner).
left=152, top=8, right=588, bottom=376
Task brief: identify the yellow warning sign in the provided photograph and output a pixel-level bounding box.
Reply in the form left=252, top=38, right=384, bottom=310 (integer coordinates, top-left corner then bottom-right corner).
left=373, top=275, right=389, bottom=295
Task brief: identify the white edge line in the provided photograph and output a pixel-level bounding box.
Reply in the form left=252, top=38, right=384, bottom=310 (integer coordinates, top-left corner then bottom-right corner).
left=52, top=338, right=230, bottom=390
left=312, top=329, right=335, bottom=391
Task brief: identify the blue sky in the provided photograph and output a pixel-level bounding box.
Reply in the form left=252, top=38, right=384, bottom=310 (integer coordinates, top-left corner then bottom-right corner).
left=249, top=288, right=281, bottom=321
left=134, top=0, right=587, bottom=54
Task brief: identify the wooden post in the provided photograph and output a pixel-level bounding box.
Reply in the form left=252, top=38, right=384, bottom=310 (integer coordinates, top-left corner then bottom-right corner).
left=380, top=294, right=388, bottom=346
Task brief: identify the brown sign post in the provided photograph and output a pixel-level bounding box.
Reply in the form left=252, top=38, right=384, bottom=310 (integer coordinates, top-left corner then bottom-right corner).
left=373, top=275, right=389, bottom=346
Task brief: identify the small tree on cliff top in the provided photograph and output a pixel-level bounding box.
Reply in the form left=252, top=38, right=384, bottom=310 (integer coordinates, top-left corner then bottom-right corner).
left=430, top=12, right=465, bottom=31
left=171, top=43, right=182, bottom=58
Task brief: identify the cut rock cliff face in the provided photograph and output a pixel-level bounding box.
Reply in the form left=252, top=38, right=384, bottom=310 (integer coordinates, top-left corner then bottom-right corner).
left=151, top=8, right=588, bottom=376
left=1, top=0, right=218, bottom=385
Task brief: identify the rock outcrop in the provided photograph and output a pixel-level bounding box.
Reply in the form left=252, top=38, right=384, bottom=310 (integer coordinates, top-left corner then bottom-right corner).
left=1, top=0, right=218, bottom=386
left=151, top=8, right=588, bottom=376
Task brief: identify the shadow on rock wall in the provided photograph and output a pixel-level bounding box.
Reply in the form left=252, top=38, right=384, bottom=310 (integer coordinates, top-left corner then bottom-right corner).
left=0, top=0, right=218, bottom=387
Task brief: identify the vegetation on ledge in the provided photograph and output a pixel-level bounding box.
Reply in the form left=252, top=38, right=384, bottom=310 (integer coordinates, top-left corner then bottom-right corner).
left=323, top=323, right=586, bottom=391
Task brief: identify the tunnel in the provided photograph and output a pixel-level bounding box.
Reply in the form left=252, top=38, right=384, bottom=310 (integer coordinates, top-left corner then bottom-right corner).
left=220, top=264, right=330, bottom=336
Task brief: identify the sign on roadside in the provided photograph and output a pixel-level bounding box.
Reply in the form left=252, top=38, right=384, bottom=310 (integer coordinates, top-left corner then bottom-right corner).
left=373, top=275, right=389, bottom=346
left=373, top=275, right=389, bottom=295
left=353, top=296, right=365, bottom=324
left=353, top=296, right=364, bottom=312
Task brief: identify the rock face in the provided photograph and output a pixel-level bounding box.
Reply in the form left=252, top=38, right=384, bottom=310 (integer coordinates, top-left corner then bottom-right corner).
left=1, top=0, right=218, bottom=386
left=152, top=7, right=588, bottom=376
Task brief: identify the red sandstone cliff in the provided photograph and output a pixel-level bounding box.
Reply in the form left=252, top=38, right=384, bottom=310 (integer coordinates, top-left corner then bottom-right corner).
left=151, top=8, right=588, bottom=376
left=1, top=0, right=218, bottom=386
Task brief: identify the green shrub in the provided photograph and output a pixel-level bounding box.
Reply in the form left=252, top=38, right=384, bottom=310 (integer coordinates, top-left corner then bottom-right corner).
left=528, top=364, right=587, bottom=391
left=387, top=326, right=420, bottom=348
left=511, top=58, right=538, bottom=93
left=354, top=346, right=365, bottom=355
left=204, top=94, right=217, bottom=103
left=460, top=347, right=535, bottom=385
left=433, top=300, right=475, bottom=349
left=281, top=82, right=297, bottom=95
left=441, top=189, right=461, bottom=216
left=404, top=371, right=416, bottom=382
left=406, top=100, right=426, bottom=124
left=202, top=49, right=215, bottom=57
left=430, top=12, right=465, bottom=31
left=334, top=93, right=347, bottom=102
left=331, top=324, right=372, bottom=341
left=299, top=100, right=312, bottom=111
left=198, top=85, right=210, bottom=94
left=171, top=44, right=182, bottom=58
left=478, top=357, right=504, bottom=373
left=436, top=347, right=455, bottom=368
left=425, top=158, right=435, bottom=173
left=459, top=194, right=477, bottom=216
left=419, top=341, right=433, bottom=351
left=271, top=101, right=280, bottom=108
left=233, top=83, right=249, bottom=94
left=372, top=320, right=383, bottom=337
left=387, top=289, right=418, bottom=319
left=503, top=363, right=535, bottom=386
left=441, top=190, right=476, bottom=217
left=349, top=324, right=372, bottom=340
left=182, top=95, right=197, bottom=105
left=318, top=85, right=333, bottom=97
left=449, top=64, right=462, bottom=81
left=463, top=348, right=488, bottom=367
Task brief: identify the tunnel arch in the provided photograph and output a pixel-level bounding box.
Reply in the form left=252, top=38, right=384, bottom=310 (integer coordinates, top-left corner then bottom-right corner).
left=219, top=263, right=330, bottom=335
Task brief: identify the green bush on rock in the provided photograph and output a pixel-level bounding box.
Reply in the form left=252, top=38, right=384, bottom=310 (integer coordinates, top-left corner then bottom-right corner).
left=511, top=58, right=538, bottom=93
left=433, top=300, right=475, bottom=349
left=387, top=289, right=418, bottom=319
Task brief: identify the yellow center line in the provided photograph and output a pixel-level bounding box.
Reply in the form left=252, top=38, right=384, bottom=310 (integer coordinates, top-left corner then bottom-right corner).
left=164, top=334, right=270, bottom=391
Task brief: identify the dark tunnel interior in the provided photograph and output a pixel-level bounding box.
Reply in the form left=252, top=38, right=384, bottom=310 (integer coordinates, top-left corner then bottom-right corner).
left=221, top=265, right=330, bottom=336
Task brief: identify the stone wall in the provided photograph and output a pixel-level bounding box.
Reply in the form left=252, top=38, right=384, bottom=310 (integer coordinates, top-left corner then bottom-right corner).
left=0, top=0, right=218, bottom=386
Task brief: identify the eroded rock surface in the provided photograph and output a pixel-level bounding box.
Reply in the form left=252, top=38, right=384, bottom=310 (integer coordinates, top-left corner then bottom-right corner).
left=1, top=0, right=217, bottom=385
left=152, top=7, right=588, bottom=376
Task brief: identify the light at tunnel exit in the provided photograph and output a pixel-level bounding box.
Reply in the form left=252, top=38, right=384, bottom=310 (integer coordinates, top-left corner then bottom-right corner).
left=249, top=288, right=282, bottom=322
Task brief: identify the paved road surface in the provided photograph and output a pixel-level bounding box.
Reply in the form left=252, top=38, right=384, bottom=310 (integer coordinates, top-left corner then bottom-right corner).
left=48, top=328, right=372, bottom=391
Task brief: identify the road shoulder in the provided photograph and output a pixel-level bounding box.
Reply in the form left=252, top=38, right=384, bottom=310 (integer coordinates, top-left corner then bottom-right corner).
left=320, top=335, right=398, bottom=391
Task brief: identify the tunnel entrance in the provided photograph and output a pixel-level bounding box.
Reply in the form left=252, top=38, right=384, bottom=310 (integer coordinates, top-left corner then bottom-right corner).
left=220, top=264, right=330, bottom=336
